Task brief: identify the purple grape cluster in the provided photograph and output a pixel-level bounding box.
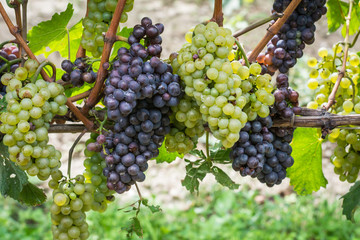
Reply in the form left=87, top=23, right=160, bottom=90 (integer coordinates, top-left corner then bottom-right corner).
left=262, top=0, right=327, bottom=74
left=271, top=73, right=301, bottom=118
left=0, top=45, right=20, bottom=95
left=102, top=100, right=171, bottom=194
left=60, top=58, right=97, bottom=87
left=128, top=17, right=164, bottom=57
left=230, top=116, right=294, bottom=187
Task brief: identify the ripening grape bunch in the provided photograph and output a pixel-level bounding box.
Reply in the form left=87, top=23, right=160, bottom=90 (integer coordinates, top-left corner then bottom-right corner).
left=0, top=59, right=68, bottom=181
left=306, top=47, right=360, bottom=183
left=306, top=46, right=360, bottom=111
left=83, top=133, right=115, bottom=212
left=258, top=0, right=327, bottom=74
left=81, top=0, right=134, bottom=57
left=172, top=22, right=275, bottom=149
left=51, top=176, right=93, bottom=240
left=230, top=116, right=294, bottom=187
left=102, top=17, right=181, bottom=193
left=61, top=58, right=97, bottom=87
left=0, top=45, right=20, bottom=95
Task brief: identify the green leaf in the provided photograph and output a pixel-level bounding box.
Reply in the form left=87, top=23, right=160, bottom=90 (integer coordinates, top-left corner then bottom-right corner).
left=0, top=143, right=28, bottom=199
left=341, top=3, right=360, bottom=37
left=342, top=181, right=360, bottom=221
left=182, top=160, right=212, bottom=193
left=189, top=149, right=206, bottom=159
left=211, top=166, right=239, bottom=190
left=18, top=182, right=47, bottom=206
left=210, top=149, right=231, bottom=164
left=122, top=217, right=143, bottom=238
left=327, top=0, right=347, bottom=33
left=141, top=199, right=162, bottom=213
left=288, top=128, right=327, bottom=195
left=27, top=4, right=83, bottom=60
left=0, top=143, right=46, bottom=206
left=110, top=27, right=132, bottom=59
left=0, top=97, right=7, bottom=113
left=154, top=144, right=183, bottom=164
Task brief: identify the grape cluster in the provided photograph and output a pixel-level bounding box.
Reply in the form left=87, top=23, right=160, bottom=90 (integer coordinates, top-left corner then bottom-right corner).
left=230, top=117, right=294, bottom=186
left=0, top=45, right=20, bottom=95
left=104, top=18, right=180, bottom=120
left=81, top=0, right=134, bottom=57
left=83, top=133, right=115, bottom=212
left=51, top=177, right=92, bottom=240
left=60, top=58, right=97, bottom=87
left=165, top=95, right=205, bottom=154
left=0, top=60, right=68, bottom=180
left=103, top=100, right=171, bottom=193
left=306, top=47, right=360, bottom=183
left=259, top=0, right=327, bottom=74
left=172, top=22, right=275, bottom=148
left=127, top=17, right=165, bottom=57
left=271, top=73, right=300, bottom=118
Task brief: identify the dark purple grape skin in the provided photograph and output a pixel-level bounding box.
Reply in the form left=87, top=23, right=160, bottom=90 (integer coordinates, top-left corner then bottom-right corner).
left=61, top=60, right=74, bottom=73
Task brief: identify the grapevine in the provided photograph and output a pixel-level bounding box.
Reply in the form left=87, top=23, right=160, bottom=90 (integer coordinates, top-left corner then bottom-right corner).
left=0, top=0, right=359, bottom=238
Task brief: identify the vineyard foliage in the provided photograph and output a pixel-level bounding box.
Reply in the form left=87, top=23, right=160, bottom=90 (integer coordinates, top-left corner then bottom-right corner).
left=0, top=0, right=360, bottom=238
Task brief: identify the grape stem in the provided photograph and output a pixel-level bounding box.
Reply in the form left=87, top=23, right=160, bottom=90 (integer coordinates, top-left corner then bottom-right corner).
left=349, top=28, right=360, bottom=48
left=233, top=13, right=283, bottom=38
left=206, top=131, right=210, bottom=161
left=21, top=0, right=28, bottom=48
left=324, top=0, right=353, bottom=111
left=75, top=0, right=90, bottom=59
left=247, top=0, right=302, bottom=63
left=81, top=0, right=128, bottom=116
left=235, top=40, right=250, bottom=67
left=0, top=2, right=52, bottom=82
left=31, top=61, right=56, bottom=83
left=67, top=129, right=87, bottom=179
left=210, top=0, right=223, bottom=26
left=68, top=89, right=92, bottom=102
left=12, top=0, right=23, bottom=60
left=115, top=35, right=128, bottom=43
left=0, top=58, right=22, bottom=74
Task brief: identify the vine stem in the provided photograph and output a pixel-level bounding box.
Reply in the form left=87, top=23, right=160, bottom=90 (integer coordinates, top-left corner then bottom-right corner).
left=324, top=0, right=353, bottom=110
left=0, top=58, right=22, bottom=74
left=134, top=182, right=143, bottom=201
left=205, top=131, right=210, bottom=161
left=81, top=0, right=127, bottom=115
left=12, top=0, right=22, bottom=59
left=21, top=0, right=28, bottom=46
left=76, top=0, right=90, bottom=58
left=0, top=2, right=51, bottom=82
left=67, top=129, right=87, bottom=179
left=31, top=61, right=56, bottom=83
left=235, top=40, right=249, bottom=67
left=247, top=0, right=302, bottom=63
left=233, top=13, right=283, bottom=38
left=210, top=0, right=223, bottom=26
left=66, top=99, right=95, bottom=130
left=68, top=89, right=92, bottom=102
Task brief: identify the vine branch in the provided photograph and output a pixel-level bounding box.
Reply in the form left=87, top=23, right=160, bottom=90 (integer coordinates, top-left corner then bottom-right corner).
left=67, top=129, right=87, bottom=179
left=81, top=0, right=127, bottom=115
left=324, top=0, right=353, bottom=110
left=210, top=0, right=223, bottom=26
left=233, top=13, right=283, bottom=38
left=247, top=0, right=302, bottom=63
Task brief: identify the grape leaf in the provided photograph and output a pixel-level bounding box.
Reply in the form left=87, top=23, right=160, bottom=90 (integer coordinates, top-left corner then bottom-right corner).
left=27, top=4, right=83, bottom=60
left=122, top=217, right=143, bottom=238
left=211, top=166, right=239, bottom=190
left=18, top=182, right=46, bottom=206
left=141, top=199, right=162, bottom=213
left=210, top=149, right=231, bottom=164
left=182, top=160, right=212, bottom=193
left=326, top=0, right=348, bottom=33
left=341, top=3, right=360, bottom=37
left=189, top=149, right=206, bottom=159
left=154, top=144, right=183, bottom=163
left=110, top=27, right=132, bottom=59
left=342, top=181, right=360, bottom=221
left=0, top=143, right=46, bottom=206
left=0, top=97, right=7, bottom=113
left=287, top=128, right=327, bottom=195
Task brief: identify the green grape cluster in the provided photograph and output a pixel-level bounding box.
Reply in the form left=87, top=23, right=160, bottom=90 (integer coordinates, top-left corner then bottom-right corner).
left=306, top=46, right=360, bottom=183
left=0, top=60, right=68, bottom=181
left=81, top=0, right=134, bottom=57
left=165, top=95, right=204, bottom=154
left=51, top=176, right=92, bottom=240
left=171, top=22, right=274, bottom=148
left=83, top=133, right=115, bottom=212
